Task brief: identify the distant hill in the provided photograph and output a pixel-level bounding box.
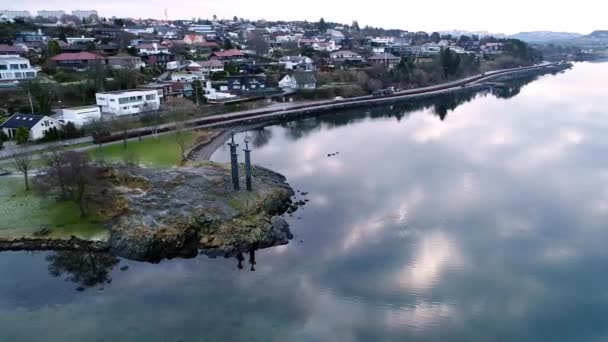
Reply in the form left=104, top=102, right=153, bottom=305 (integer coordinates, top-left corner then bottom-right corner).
left=508, top=31, right=583, bottom=42
left=584, top=31, right=608, bottom=39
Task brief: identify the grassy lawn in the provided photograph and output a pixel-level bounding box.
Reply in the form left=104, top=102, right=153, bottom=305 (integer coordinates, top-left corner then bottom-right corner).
left=0, top=177, right=108, bottom=240
left=89, top=131, right=199, bottom=168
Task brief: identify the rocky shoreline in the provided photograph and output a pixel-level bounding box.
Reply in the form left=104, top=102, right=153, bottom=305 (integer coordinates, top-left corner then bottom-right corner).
left=0, top=162, right=296, bottom=262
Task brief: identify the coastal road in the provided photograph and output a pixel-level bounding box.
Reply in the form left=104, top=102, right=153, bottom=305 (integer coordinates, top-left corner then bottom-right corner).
left=0, top=62, right=568, bottom=162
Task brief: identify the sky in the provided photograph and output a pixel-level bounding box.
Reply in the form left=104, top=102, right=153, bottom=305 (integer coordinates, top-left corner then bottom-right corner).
left=6, top=0, right=607, bottom=35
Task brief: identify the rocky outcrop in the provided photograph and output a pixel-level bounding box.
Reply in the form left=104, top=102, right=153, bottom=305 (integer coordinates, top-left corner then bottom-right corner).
left=108, top=162, right=295, bottom=262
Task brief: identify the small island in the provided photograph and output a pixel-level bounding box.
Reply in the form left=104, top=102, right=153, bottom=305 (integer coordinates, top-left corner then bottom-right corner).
left=0, top=132, right=297, bottom=263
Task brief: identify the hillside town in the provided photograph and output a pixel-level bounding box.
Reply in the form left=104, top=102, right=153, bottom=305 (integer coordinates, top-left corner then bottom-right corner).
left=0, top=9, right=556, bottom=145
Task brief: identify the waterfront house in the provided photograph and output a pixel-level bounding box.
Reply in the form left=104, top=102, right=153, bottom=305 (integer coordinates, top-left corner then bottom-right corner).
left=0, top=114, right=63, bottom=141
left=278, top=71, right=317, bottom=90
left=226, top=75, right=267, bottom=92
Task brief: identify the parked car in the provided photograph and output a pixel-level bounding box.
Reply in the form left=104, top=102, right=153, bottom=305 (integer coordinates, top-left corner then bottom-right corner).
left=334, top=96, right=344, bottom=101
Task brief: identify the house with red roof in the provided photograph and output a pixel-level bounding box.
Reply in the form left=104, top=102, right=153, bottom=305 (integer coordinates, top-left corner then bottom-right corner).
left=49, top=52, right=105, bottom=70
left=209, top=49, right=245, bottom=61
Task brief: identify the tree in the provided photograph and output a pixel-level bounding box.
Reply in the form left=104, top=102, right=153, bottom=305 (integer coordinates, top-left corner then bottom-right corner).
left=0, top=138, right=3, bottom=150
left=46, top=251, right=119, bottom=290
left=113, top=68, right=141, bottom=90
left=174, top=115, right=189, bottom=164
left=112, top=118, right=131, bottom=149
left=223, top=38, right=234, bottom=50
left=41, top=148, right=69, bottom=199
left=15, top=127, right=29, bottom=144
left=247, top=31, right=269, bottom=56
left=140, top=107, right=161, bottom=139
left=89, top=118, right=110, bottom=147
left=233, top=16, right=238, bottom=22
left=352, top=20, right=360, bottom=32
left=191, top=80, right=207, bottom=105
left=13, top=154, right=33, bottom=191
left=61, top=151, right=102, bottom=218
left=430, top=32, right=441, bottom=44
left=21, top=80, right=58, bottom=115
left=46, top=40, right=61, bottom=58
left=318, top=18, right=327, bottom=33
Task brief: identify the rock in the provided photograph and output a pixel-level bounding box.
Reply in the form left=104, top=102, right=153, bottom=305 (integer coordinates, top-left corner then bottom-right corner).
left=108, top=162, right=295, bottom=262
left=120, top=265, right=129, bottom=271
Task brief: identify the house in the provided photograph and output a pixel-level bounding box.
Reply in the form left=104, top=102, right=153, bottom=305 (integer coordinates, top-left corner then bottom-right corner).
left=60, top=106, right=102, bottom=127
left=203, top=81, right=236, bottom=101
left=140, top=53, right=173, bottom=68
left=171, top=72, right=205, bottom=82
left=66, top=36, right=96, bottom=45
left=278, top=72, right=317, bottom=90
left=279, top=56, right=314, bottom=71
left=182, top=34, right=206, bottom=45
left=312, top=41, right=340, bottom=52
left=0, top=114, right=63, bottom=141
left=137, top=43, right=170, bottom=55
left=0, top=44, right=28, bottom=56
left=367, top=53, right=401, bottom=68
left=0, top=55, right=38, bottom=82
left=123, top=26, right=155, bottom=35
left=155, top=27, right=181, bottom=39
left=226, top=75, right=267, bottom=92
left=50, top=52, right=105, bottom=70
left=15, top=30, right=50, bottom=43
left=421, top=43, right=441, bottom=55
left=93, top=28, right=123, bottom=40
left=189, top=60, right=224, bottom=75
left=210, top=49, right=246, bottom=61
left=481, top=43, right=504, bottom=55
left=106, top=55, right=145, bottom=69
left=95, top=89, right=160, bottom=116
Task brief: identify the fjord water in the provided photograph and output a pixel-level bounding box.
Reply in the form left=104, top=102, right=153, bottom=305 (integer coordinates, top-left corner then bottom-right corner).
left=2, top=62, right=608, bottom=341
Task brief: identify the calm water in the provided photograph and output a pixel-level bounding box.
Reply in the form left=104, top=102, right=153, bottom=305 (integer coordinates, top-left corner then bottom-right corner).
left=2, top=62, right=608, bottom=341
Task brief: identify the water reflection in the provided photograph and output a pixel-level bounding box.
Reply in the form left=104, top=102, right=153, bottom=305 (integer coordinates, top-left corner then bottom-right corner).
left=46, top=251, right=119, bottom=290
left=1, top=63, right=608, bottom=341
left=235, top=249, right=258, bottom=271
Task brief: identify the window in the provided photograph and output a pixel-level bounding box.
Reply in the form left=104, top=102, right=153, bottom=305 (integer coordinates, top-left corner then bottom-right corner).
left=0, top=65, right=6, bottom=70
left=10, top=64, right=19, bottom=70
left=14, top=72, right=23, bottom=79
left=20, top=64, right=28, bottom=69
left=145, top=94, right=155, bottom=101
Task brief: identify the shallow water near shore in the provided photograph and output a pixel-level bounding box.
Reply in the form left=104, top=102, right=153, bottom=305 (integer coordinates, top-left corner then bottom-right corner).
left=2, top=62, right=608, bottom=341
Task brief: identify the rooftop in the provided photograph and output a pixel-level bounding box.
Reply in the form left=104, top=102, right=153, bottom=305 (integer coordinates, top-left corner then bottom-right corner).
left=50, top=52, right=103, bottom=61
left=0, top=114, right=44, bottom=129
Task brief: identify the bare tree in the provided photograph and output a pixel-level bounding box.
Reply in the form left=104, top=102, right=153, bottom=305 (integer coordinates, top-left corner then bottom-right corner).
left=174, top=114, right=190, bottom=164
left=41, top=148, right=68, bottom=199
left=89, top=118, right=110, bottom=148
left=140, top=102, right=161, bottom=139
left=13, top=155, right=33, bottom=191
left=61, top=151, right=104, bottom=218
left=111, top=118, right=131, bottom=149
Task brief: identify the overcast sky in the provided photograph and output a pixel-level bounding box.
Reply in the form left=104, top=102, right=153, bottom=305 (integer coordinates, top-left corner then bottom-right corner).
left=7, top=0, right=606, bottom=35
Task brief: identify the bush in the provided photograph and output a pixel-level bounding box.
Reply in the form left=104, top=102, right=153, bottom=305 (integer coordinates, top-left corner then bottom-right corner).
left=53, top=71, right=83, bottom=83
left=0, top=130, right=8, bottom=142
left=15, top=127, right=29, bottom=144
left=0, top=138, right=3, bottom=150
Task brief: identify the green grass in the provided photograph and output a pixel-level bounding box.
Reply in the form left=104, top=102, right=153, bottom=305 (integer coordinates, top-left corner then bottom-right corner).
left=90, top=132, right=198, bottom=168
left=0, top=177, right=109, bottom=240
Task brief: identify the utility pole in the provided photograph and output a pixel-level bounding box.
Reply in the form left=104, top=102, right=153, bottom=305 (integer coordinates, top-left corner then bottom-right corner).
left=28, top=88, right=34, bottom=114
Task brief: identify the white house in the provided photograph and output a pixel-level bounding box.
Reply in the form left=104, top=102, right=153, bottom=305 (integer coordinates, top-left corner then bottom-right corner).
left=137, top=43, right=169, bottom=55
left=312, top=41, right=340, bottom=52
left=171, top=72, right=205, bottom=82
left=66, top=36, right=96, bottom=45
left=60, top=105, right=102, bottom=127
left=203, top=81, right=236, bottom=101
left=190, top=60, right=224, bottom=75
left=278, top=72, right=317, bottom=90
left=278, top=56, right=314, bottom=71
left=0, top=55, right=38, bottom=82
left=96, top=89, right=160, bottom=116
left=0, top=114, right=63, bottom=141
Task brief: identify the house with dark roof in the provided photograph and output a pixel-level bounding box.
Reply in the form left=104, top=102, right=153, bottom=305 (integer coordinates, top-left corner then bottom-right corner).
left=225, top=75, right=267, bottom=92
left=0, top=114, right=63, bottom=141
left=278, top=71, right=317, bottom=90
left=0, top=44, right=28, bottom=56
